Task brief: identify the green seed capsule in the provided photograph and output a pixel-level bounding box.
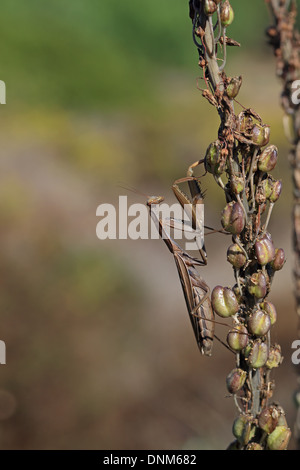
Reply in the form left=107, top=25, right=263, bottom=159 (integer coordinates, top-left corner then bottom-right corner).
left=226, top=76, right=242, bottom=99
left=226, top=368, right=247, bottom=394
left=248, top=309, right=271, bottom=337
left=267, top=426, right=291, bottom=450
left=227, top=243, right=247, bottom=269
left=221, top=201, right=245, bottom=235
left=204, top=0, right=217, bottom=15
left=251, top=124, right=270, bottom=147
left=220, top=0, right=234, bottom=27
left=227, top=324, right=249, bottom=351
left=211, top=286, right=239, bottom=318
left=255, top=233, right=275, bottom=266
left=258, top=406, right=279, bottom=434
left=258, top=145, right=278, bottom=172
left=247, top=272, right=267, bottom=299
left=248, top=340, right=269, bottom=368
left=277, top=406, right=288, bottom=427
left=232, top=414, right=255, bottom=445
left=230, top=175, right=244, bottom=194
left=260, top=301, right=277, bottom=325
left=266, top=344, right=282, bottom=369
left=204, top=140, right=225, bottom=176
left=261, top=177, right=274, bottom=199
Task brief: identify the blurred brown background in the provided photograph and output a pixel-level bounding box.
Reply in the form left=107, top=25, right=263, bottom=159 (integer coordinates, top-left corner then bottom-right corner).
left=0, top=0, right=298, bottom=449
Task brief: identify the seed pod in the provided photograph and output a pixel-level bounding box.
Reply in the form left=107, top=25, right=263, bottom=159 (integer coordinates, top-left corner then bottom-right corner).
left=248, top=309, right=271, bottom=337
left=247, top=272, right=267, bottom=299
left=248, top=340, right=269, bottom=368
left=205, top=140, right=225, bottom=176
left=251, top=124, right=270, bottom=147
left=270, top=248, right=285, bottom=271
left=226, top=368, right=247, bottom=394
left=255, top=233, right=275, bottom=266
left=211, top=286, right=239, bottom=318
left=232, top=414, right=255, bottom=445
left=204, top=0, right=217, bottom=15
left=221, top=201, right=245, bottom=235
left=260, top=301, right=277, bottom=325
left=226, top=76, right=242, bottom=99
left=267, top=426, right=291, bottom=450
left=269, top=179, right=282, bottom=203
left=258, top=406, right=279, bottom=434
left=230, top=175, right=244, bottom=195
left=261, top=177, right=273, bottom=199
left=266, top=344, right=282, bottom=369
left=277, top=406, right=288, bottom=427
left=246, top=443, right=263, bottom=450
left=227, top=243, right=247, bottom=269
left=257, top=145, right=278, bottom=172
left=227, top=324, right=249, bottom=351
left=237, top=111, right=253, bottom=134
left=220, top=0, right=234, bottom=27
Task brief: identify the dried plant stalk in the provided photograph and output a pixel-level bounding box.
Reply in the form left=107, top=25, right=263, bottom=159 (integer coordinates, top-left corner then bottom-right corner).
left=188, top=0, right=291, bottom=449
left=265, top=0, right=300, bottom=448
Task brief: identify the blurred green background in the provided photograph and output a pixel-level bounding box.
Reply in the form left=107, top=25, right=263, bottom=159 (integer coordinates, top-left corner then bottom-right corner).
left=0, top=0, right=298, bottom=449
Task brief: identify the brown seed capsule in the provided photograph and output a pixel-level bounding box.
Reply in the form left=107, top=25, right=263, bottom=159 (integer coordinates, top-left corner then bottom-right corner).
left=258, top=145, right=278, bottom=172
left=204, top=0, right=217, bottom=15
left=266, top=344, right=282, bottom=369
left=267, top=426, right=291, bottom=450
left=269, top=179, right=282, bottom=203
left=270, top=248, right=285, bottom=271
left=247, top=272, right=267, bottom=299
left=258, top=406, right=279, bottom=434
left=236, top=111, right=253, bottom=134
left=221, top=201, right=245, bottom=235
left=220, top=0, right=234, bottom=27
left=227, top=324, right=249, bottom=351
left=205, top=140, right=225, bottom=176
left=227, top=243, right=247, bottom=269
left=248, top=340, right=269, bottom=368
left=260, top=301, right=277, bottom=325
left=226, top=76, right=242, bottom=99
left=211, top=286, right=239, bottom=318
left=255, top=233, right=275, bottom=266
left=251, top=124, right=270, bottom=147
left=226, top=368, right=247, bottom=394
left=248, top=309, right=271, bottom=337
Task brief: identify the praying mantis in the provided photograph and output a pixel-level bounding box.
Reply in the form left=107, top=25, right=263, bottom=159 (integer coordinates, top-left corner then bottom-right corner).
left=147, top=161, right=218, bottom=356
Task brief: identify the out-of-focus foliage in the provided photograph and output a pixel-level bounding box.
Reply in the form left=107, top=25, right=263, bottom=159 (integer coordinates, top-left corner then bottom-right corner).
left=0, top=0, right=270, bottom=110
